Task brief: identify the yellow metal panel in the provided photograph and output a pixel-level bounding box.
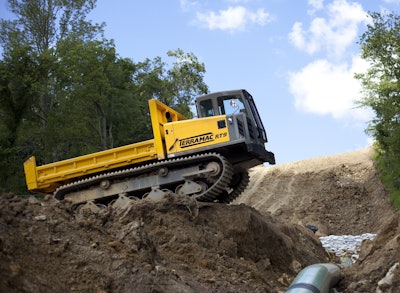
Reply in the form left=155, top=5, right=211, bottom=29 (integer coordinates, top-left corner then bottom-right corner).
left=23, top=156, right=39, bottom=191
left=164, top=115, right=230, bottom=154
left=148, top=99, right=187, bottom=160
left=26, top=139, right=157, bottom=193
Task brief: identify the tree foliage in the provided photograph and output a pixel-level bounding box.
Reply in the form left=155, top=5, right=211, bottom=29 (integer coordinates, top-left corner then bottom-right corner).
left=0, top=0, right=103, bottom=53
left=0, top=46, right=40, bottom=191
left=356, top=11, right=400, bottom=208
left=0, top=0, right=208, bottom=193
left=165, top=49, right=208, bottom=117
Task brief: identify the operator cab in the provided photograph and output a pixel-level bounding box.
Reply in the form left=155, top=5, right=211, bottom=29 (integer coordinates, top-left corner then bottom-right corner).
left=195, top=89, right=275, bottom=166
left=196, top=89, right=268, bottom=143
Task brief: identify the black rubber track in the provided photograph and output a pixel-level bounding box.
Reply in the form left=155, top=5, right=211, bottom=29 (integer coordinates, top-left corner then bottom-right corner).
left=54, top=153, right=234, bottom=203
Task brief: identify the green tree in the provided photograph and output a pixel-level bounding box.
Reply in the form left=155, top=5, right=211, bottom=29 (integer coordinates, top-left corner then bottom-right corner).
left=356, top=11, right=400, bottom=208
left=132, top=50, right=209, bottom=118
left=1, top=0, right=104, bottom=139
left=0, top=0, right=103, bottom=191
left=0, top=46, right=39, bottom=192
left=53, top=37, right=142, bottom=156
left=0, top=0, right=209, bottom=194
left=1, top=0, right=103, bottom=53
left=165, top=49, right=208, bottom=117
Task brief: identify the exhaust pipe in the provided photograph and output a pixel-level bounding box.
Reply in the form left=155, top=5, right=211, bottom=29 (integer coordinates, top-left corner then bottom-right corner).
left=286, top=263, right=341, bottom=293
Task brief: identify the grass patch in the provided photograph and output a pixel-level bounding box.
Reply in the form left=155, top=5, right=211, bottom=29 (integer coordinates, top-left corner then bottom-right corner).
left=374, top=148, right=400, bottom=210
left=389, top=189, right=400, bottom=209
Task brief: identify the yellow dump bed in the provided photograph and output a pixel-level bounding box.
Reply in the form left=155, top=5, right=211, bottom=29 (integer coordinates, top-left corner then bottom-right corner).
left=24, top=99, right=186, bottom=194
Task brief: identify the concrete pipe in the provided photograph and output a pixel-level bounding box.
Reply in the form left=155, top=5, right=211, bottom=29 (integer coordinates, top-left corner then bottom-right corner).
left=286, top=263, right=341, bottom=293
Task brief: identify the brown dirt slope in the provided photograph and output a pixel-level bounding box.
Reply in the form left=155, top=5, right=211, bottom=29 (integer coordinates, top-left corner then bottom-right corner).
left=0, top=193, right=327, bottom=293
left=1, top=146, right=399, bottom=292
left=237, top=147, right=400, bottom=292
left=237, top=147, right=391, bottom=235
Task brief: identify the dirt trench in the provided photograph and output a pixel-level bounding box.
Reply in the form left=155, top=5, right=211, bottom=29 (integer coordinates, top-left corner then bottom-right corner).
left=0, top=147, right=399, bottom=292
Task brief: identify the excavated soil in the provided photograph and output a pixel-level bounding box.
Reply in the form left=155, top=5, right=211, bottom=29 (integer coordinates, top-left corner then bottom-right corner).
left=0, top=147, right=399, bottom=292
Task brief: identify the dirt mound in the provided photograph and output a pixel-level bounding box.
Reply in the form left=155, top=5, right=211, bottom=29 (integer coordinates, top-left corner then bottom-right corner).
left=0, top=193, right=327, bottom=293
left=1, top=146, right=399, bottom=292
left=340, top=213, right=400, bottom=292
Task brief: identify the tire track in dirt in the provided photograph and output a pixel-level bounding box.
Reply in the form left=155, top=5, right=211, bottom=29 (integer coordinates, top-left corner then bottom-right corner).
left=237, top=165, right=299, bottom=215
left=266, top=173, right=297, bottom=214
left=238, top=166, right=268, bottom=205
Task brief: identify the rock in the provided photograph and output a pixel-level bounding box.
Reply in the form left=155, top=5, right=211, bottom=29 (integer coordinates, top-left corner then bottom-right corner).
left=376, top=262, right=399, bottom=292
left=34, top=215, right=46, bottom=221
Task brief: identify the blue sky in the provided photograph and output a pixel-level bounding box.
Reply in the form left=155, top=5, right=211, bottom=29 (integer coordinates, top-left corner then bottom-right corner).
left=2, top=0, right=400, bottom=164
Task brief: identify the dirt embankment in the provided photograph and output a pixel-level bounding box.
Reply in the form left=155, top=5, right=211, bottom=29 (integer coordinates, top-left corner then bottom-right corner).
left=0, top=147, right=399, bottom=292
left=237, top=147, right=400, bottom=292
left=237, top=147, right=390, bottom=235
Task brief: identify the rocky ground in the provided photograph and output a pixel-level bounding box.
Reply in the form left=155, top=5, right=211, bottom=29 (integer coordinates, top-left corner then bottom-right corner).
left=1, top=147, right=399, bottom=292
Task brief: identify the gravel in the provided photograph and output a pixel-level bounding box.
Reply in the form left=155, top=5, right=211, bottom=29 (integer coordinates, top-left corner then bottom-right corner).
left=319, top=233, right=376, bottom=266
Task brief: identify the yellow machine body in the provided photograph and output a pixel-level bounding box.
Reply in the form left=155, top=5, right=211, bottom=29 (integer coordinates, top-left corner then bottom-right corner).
left=164, top=115, right=230, bottom=155
left=23, top=89, right=275, bottom=199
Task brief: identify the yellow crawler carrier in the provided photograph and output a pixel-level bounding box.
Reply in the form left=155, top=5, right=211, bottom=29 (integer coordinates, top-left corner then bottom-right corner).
left=24, top=89, right=275, bottom=205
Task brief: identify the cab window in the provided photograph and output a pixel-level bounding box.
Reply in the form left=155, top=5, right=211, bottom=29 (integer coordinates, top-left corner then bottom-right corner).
left=199, top=99, right=215, bottom=117
left=217, top=95, right=246, bottom=115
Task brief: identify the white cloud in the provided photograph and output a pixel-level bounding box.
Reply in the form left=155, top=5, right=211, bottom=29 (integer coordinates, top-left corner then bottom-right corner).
left=195, top=6, right=273, bottom=32
left=288, top=55, right=372, bottom=122
left=289, top=0, right=368, bottom=58
left=288, top=0, right=373, bottom=124
left=227, top=0, right=251, bottom=3
left=307, top=0, right=324, bottom=14
left=180, top=0, right=200, bottom=12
